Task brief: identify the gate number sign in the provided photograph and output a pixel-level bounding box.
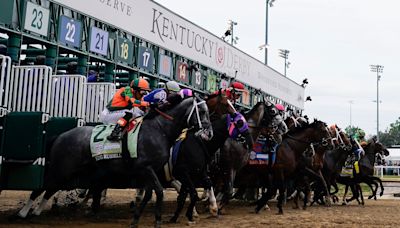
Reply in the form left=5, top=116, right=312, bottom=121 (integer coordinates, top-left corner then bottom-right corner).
left=89, top=27, right=109, bottom=56
left=59, top=15, right=82, bottom=48
left=115, top=37, right=133, bottom=64
left=24, top=1, right=50, bottom=37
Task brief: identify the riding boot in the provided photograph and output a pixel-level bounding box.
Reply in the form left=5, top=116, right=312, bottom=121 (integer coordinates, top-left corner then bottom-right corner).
left=107, top=124, right=124, bottom=141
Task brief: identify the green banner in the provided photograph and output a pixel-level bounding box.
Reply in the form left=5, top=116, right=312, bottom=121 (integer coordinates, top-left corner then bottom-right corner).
left=207, top=74, right=217, bottom=92
left=0, top=0, right=14, bottom=25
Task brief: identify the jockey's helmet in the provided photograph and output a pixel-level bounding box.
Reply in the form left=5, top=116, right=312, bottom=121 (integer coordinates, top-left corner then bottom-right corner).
left=230, top=81, right=246, bottom=93
left=166, top=81, right=181, bottom=93
left=131, top=78, right=151, bottom=91
left=275, top=103, right=285, bottom=111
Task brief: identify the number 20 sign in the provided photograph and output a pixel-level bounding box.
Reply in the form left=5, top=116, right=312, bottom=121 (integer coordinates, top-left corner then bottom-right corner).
left=58, top=15, right=82, bottom=48
left=89, top=27, right=109, bottom=56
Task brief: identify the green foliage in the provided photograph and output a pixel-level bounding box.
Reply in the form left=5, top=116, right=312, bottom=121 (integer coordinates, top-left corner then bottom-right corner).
left=345, top=126, right=366, bottom=142
left=379, top=117, right=400, bottom=147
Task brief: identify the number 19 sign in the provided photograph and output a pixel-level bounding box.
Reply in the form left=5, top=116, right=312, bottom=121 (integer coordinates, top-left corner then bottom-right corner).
left=89, top=27, right=109, bottom=56
left=58, top=15, right=82, bottom=48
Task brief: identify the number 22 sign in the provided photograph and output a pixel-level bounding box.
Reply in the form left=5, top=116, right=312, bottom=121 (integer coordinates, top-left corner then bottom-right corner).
left=58, top=15, right=82, bottom=48
left=89, top=26, right=109, bottom=56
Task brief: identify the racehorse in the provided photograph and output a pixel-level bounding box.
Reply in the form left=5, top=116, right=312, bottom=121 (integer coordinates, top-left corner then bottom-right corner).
left=311, top=125, right=352, bottom=205
left=232, top=111, right=307, bottom=202
left=169, top=111, right=251, bottom=223
left=255, top=119, right=333, bottom=214
left=340, top=138, right=389, bottom=204
left=212, top=101, right=284, bottom=210
left=17, top=96, right=213, bottom=228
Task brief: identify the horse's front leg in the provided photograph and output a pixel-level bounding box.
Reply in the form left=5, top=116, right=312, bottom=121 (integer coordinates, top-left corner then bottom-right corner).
left=131, top=166, right=163, bottom=228
left=203, top=175, right=218, bottom=217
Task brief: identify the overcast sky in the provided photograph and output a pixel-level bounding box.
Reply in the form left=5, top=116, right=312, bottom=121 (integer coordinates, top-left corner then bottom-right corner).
left=156, top=0, right=400, bottom=136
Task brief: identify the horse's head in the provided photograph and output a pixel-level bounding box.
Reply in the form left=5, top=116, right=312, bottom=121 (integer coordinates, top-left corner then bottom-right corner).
left=181, top=96, right=213, bottom=141
left=206, top=91, right=236, bottom=119
left=359, top=139, right=389, bottom=165
left=308, top=119, right=334, bottom=150
left=285, top=112, right=308, bottom=132
left=329, top=124, right=352, bottom=151
left=257, top=101, right=287, bottom=135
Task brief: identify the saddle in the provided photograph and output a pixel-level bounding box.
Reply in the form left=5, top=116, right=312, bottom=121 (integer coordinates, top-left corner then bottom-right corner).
left=248, top=135, right=277, bottom=166
left=90, top=117, right=143, bottom=161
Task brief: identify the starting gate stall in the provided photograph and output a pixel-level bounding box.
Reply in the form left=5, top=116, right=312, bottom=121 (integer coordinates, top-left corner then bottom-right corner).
left=84, top=82, right=115, bottom=125
left=49, top=75, right=87, bottom=127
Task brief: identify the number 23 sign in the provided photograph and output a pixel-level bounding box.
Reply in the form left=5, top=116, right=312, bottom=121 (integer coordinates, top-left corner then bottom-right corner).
left=58, top=15, right=82, bottom=48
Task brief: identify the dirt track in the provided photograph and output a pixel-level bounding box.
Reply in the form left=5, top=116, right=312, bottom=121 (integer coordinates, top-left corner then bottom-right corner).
left=0, top=189, right=399, bottom=227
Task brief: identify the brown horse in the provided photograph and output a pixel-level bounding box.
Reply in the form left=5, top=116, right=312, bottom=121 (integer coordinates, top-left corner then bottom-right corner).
left=311, top=125, right=352, bottom=205
left=255, top=119, right=333, bottom=214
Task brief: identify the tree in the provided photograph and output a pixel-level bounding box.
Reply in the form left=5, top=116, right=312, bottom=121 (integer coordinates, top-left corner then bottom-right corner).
left=345, top=126, right=366, bottom=142
left=379, top=117, right=400, bottom=147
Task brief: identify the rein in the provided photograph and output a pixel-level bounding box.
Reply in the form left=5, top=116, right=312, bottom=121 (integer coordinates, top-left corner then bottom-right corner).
left=155, top=108, right=174, bottom=121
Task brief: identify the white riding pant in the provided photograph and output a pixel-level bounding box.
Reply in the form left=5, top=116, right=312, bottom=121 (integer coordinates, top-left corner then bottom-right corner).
left=99, top=107, right=144, bottom=124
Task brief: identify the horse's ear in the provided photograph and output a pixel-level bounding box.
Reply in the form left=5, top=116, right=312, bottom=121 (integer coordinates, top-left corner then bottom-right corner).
left=218, top=88, right=222, bottom=96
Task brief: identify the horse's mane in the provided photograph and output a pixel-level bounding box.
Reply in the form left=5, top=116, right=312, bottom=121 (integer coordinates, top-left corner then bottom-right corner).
left=286, top=119, right=324, bottom=134
left=244, top=102, right=263, bottom=119
left=205, top=93, right=219, bottom=101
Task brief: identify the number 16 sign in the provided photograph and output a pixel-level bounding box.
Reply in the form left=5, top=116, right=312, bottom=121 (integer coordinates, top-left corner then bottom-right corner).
left=58, top=15, right=82, bottom=48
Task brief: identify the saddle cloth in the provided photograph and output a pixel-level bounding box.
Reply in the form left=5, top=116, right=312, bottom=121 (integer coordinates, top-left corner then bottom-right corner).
left=90, top=125, right=122, bottom=161
left=127, top=117, right=143, bottom=158
left=90, top=117, right=143, bottom=161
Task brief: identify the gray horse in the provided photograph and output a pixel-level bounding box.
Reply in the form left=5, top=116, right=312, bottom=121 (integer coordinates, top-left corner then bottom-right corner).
left=17, top=96, right=213, bottom=228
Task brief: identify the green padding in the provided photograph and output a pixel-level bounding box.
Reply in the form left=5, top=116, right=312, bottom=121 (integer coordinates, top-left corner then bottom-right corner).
left=2, top=165, right=44, bottom=190
left=1, top=112, right=46, bottom=160
left=46, top=117, right=78, bottom=139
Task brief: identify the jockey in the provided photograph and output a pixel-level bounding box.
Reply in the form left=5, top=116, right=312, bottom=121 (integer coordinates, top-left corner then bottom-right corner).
left=350, top=137, right=365, bottom=162
left=213, top=81, right=246, bottom=103
left=275, top=103, right=286, bottom=119
left=143, top=81, right=182, bottom=108
left=103, top=78, right=151, bottom=141
left=179, top=88, right=193, bottom=98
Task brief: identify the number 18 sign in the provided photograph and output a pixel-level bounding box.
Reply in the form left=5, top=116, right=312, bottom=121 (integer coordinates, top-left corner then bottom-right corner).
left=58, top=15, right=82, bottom=48
left=89, top=26, right=109, bottom=56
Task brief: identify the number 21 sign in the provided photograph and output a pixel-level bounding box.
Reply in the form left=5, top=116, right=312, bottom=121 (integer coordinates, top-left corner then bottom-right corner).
left=58, top=15, right=82, bottom=48
left=89, top=26, right=109, bottom=56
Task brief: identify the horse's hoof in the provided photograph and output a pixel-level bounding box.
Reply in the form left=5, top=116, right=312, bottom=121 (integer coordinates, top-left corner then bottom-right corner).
left=9, top=213, right=24, bottom=221
left=209, top=206, right=218, bottom=217
left=187, top=220, right=196, bottom=226
left=169, top=216, right=178, bottom=223
left=154, top=220, right=162, bottom=228
left=276, top=211, right=284, bottom=215
left=130, top=222, right=138, bottom=228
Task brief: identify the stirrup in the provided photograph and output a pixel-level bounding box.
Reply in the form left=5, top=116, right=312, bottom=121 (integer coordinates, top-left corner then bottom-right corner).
left=107, top=134, right=121, bottom=141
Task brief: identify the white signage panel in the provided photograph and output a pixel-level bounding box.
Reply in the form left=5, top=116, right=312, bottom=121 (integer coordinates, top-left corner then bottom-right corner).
left=24, top=1, right=50, bottom=37
left=50, top=0, right=304, bottom=109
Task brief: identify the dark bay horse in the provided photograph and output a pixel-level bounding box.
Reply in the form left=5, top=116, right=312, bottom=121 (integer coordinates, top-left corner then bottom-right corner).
left=212, top=101, right=284, bottom=209
left=255, top=119, right=333, bottom=214
left=18, top=96, right=212, bottom=228
left=340, top=139, right=389, bottom=204
left=170, top=111, right=251, bottom=223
